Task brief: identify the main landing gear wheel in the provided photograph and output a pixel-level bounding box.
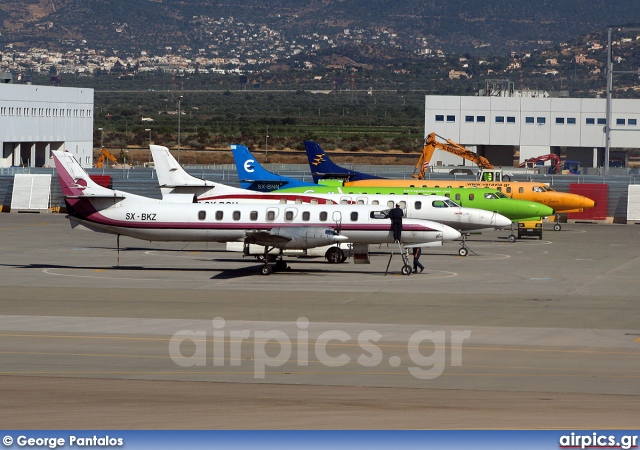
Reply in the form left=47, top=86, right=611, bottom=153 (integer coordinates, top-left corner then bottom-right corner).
left=401, top=265, right=412, bottom=276
left=507, top=234, right=517, bottom=243
left=261, top=265, right=272, bottom=276
left=554, top=224, right=562, bottom=231
left=458, top=247, right=469, bottom=257
left=325, top=247, right=344, bottom=264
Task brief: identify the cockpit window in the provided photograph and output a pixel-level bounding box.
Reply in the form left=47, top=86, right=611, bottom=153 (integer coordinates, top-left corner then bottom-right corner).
left=370, top=210, right=389, bottom=220
left=484, top=193, right=498, bottom=199
left=444, top=199, right=460, bottom=207
left=495, top=191, right=508, bottom=198
left=432, top=200, right=447, bottom=208
left=533, top=186, right=545, bottom=193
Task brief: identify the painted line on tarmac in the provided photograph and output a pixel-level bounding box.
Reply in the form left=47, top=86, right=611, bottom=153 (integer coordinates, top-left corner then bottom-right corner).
left=388, top=270, right=457, bottom=279
left=144, top=250, right=219, bottom=261
left=425, top=252, right=511, bottom=261
left=42, top=268, right=160, bottom=282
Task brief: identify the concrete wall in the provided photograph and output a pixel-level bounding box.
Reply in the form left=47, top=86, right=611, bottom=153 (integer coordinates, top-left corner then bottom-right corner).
left=425, top=95, right=640, bottom=168
left=0, top=84, right=94, bottom=168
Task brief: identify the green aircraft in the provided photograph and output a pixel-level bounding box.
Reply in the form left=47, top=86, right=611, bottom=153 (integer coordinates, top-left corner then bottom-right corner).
left=277, top=180, right=554, bottom=222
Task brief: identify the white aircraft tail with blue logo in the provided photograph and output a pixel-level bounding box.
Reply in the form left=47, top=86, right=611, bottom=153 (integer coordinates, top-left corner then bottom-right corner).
left=231, top=144, right=316, bottom=191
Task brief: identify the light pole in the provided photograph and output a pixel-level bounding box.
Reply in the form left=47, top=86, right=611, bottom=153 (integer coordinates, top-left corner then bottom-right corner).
left=265, top=125, right=269, bottom=163
left=178, top=95, right=183, bottom=163
left=145, top=128, right=152, bottom=164
left=98, top=127, right=104, bottom=148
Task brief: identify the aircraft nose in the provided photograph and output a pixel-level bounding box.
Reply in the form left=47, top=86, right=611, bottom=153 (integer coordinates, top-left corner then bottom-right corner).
left=440, top=225, right=462, bottom=241
left=521, top=202, right=554, bottom=218
left=493, top=213, right=512, bottom=228
left=582, top=197, right=596, bottom=209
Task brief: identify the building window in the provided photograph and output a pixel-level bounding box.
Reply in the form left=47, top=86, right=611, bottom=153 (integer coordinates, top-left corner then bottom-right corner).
left=555, top=117, right=564, bottom=124
left=629, top=119, right=637, bottom=126
left=495, top=116, right=505, bottom=123
left=507, top=116, right=516, bottom=124
left=567, top=118, right=576, bottom=124
left=446, top=115, right=456, bottom=122
left=525, top=117, right=534, bottom=124
left=465, top=115, right=474, bottom=122
left=537, top=117, right=546, bottom=124
left=597, top=118, right=606, bottom=125
left=616, top=118, right=625, bottom=126
left=435, top=114, right=444, bottom=122
left=586, top=118, right=595, bottom=125
left=477, top=116, right=486, bottom=123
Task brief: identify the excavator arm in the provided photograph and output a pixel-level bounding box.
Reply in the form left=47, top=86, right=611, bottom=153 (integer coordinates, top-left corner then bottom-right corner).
left=412, top=133, right=494, bottom=179
left=517, top=154, right=560, bottom=174
left=93, top=148, right=119, bottom=169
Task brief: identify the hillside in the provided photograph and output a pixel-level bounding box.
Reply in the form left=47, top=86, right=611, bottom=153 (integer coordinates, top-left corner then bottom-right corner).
left=2, top=0, right=640, bottom=55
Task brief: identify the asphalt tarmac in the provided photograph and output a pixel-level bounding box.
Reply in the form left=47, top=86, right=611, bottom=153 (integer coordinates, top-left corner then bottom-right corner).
left=0, top=213, right=639, bottom=429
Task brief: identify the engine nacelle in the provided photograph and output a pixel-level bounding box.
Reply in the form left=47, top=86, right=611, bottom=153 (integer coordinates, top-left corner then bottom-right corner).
left=270, top=227, right=347, bottom=249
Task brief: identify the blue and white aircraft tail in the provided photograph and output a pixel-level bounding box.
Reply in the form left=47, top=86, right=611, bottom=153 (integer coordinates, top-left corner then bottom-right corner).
left=304, top=140, right=384, bottom=183
left=231, top=144, right=315, bottom=191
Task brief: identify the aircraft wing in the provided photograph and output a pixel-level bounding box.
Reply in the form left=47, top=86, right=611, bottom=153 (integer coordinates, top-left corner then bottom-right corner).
left=245, top=230, right=293, bottom=247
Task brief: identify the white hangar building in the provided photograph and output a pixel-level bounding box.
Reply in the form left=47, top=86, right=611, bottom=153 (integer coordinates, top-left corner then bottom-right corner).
left=0, top=74, right=94, bottom=169
left=424, top=88, right=640, bottom=168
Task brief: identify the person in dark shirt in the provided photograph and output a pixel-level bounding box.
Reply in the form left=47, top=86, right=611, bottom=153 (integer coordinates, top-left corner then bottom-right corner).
left=389, top=204, right=403, bottom=242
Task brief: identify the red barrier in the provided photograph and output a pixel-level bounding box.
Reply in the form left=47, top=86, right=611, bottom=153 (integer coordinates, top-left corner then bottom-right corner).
left=567, top=184, right=608, bottom=220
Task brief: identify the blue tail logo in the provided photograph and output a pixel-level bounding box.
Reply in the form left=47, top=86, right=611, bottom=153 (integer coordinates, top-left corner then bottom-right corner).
left=304, top=140, right=385, bottom=183
left=231, top=144, right=315, bottom=192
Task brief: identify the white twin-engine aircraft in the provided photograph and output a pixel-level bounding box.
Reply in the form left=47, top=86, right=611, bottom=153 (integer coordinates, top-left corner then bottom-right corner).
left=53, top=151, right=460, bottom=275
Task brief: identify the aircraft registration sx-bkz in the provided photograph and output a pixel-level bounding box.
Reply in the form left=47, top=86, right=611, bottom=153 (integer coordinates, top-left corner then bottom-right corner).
left=150, top=145, right=512, bottom=256
left=304, top=140, right=596, bottom=230
left=230, top=145, right=555, bottom=243
left=53, top=150, right=461, bottom=275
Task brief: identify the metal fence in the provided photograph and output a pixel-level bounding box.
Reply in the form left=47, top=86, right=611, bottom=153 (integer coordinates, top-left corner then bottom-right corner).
left=2, top=165, right=639, bottom=220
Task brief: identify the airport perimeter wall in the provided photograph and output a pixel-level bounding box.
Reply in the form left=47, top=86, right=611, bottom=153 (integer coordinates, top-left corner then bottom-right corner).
left=1, top=165, right=639, bottom=222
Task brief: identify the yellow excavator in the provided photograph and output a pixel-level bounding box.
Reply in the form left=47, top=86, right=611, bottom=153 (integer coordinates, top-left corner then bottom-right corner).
left=94, top=148, right=119, bottom=169
left=412, top=132, right=494, bottom=179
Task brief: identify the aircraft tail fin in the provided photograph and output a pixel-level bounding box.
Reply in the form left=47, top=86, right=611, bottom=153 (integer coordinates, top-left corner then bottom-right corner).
left=231, top=144, right=315, bottom=191
left=52, top=150, right=118, bottom=198
left=304, top=140, right=384, bottom=183
left=150, top=145, right=214, bottom=188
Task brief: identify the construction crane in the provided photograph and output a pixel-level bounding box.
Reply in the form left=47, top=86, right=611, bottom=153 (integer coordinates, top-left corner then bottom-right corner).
left=518, top=154, right=581, bottom=174
left=412, top=132, right=494, bottom=179
left=94, top=148, right=119, bottom=169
